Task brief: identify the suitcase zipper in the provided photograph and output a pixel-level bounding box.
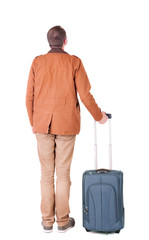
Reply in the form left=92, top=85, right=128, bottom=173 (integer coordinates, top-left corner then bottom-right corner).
left=84, top=206, right=88, bottom=214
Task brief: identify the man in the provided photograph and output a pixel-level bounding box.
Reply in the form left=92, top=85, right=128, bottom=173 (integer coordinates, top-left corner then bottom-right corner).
left=25, top=25, right=108, bottom=233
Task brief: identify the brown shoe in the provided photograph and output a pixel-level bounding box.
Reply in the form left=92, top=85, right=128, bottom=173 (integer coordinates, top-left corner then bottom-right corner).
left=58, top=217, right=75, bottom=233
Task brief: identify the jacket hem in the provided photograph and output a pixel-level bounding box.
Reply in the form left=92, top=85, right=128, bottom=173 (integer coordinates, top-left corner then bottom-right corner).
left=49, top=129, right=80, bottom=135
left=34, top=127, right=80, bottom=135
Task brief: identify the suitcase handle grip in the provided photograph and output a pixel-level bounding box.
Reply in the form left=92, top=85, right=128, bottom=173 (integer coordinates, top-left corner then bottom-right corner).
left=96, top=168, right=110, bottom=173
left=106, top=113, right=112, bottom=119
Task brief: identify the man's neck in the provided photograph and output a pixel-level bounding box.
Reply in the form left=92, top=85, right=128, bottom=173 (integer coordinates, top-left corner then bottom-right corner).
left=48, top=47, right=68, bottom=54
left=50, top=44, right=64, bottom=50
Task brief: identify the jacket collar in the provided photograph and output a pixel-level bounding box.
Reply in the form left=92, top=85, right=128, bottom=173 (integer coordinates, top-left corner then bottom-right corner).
left=48, top=48, right=68, bottom=54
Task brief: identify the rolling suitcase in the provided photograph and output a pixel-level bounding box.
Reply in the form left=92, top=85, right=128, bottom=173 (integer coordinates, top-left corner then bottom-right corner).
left=82, top=114, right=124, bottom=233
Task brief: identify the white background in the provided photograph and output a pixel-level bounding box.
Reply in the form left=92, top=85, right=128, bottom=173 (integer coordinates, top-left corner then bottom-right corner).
left=0, top=0, right=149, bottom=239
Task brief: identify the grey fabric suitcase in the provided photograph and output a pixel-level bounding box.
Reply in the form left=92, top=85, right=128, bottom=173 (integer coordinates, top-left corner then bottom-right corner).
left=82, top=114, right=125, bottom=233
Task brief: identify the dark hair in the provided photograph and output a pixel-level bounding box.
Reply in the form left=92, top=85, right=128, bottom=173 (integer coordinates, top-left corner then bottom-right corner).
left=47, top=25, right=66, bottom=48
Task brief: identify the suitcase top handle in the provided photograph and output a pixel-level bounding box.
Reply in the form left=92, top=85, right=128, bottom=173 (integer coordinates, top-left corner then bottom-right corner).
left=96, top=168, right=110, bottom=173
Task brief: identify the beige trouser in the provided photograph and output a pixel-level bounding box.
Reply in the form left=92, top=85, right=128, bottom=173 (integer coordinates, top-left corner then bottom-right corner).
left=35, top=132, right=76, bottom=227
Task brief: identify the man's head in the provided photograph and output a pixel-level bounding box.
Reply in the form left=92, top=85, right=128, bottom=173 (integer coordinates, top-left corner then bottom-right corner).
left=47, top=25, right=67, bottom=49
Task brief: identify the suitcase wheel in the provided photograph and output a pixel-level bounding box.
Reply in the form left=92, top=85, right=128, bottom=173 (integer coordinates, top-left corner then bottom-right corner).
left=85, top=228, right=90, bottom=232
left=115, top=230, right=120, bottom=233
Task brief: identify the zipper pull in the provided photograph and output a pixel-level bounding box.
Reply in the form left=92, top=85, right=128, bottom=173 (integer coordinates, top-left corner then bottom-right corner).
left=84, top=206, right=88, bottom=214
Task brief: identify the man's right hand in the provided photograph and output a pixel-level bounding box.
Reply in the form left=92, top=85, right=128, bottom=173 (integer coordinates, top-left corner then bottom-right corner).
left=98, top=111, right=108, bottom=124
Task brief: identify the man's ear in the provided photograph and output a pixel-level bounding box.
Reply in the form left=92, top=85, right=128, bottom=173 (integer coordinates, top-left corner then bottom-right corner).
left=64, top=38, right=68, bottom=45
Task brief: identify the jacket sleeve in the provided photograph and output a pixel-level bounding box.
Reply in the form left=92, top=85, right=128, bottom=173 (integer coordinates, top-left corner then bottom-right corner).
left=25, top=58, right=36, bottom=127
left=73, top=56, right=103, bottom=121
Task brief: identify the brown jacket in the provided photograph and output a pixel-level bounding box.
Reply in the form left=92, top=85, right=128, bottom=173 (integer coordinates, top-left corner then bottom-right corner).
left=25, top=48, right=103, bottom=135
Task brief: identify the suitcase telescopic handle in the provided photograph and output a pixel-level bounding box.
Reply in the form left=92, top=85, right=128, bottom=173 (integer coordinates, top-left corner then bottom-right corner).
left=94, top=112, right=112, bottom=170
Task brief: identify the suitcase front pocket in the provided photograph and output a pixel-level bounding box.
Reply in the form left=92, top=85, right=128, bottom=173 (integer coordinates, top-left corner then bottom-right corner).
left=86, top=183, right=119, bottom=230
